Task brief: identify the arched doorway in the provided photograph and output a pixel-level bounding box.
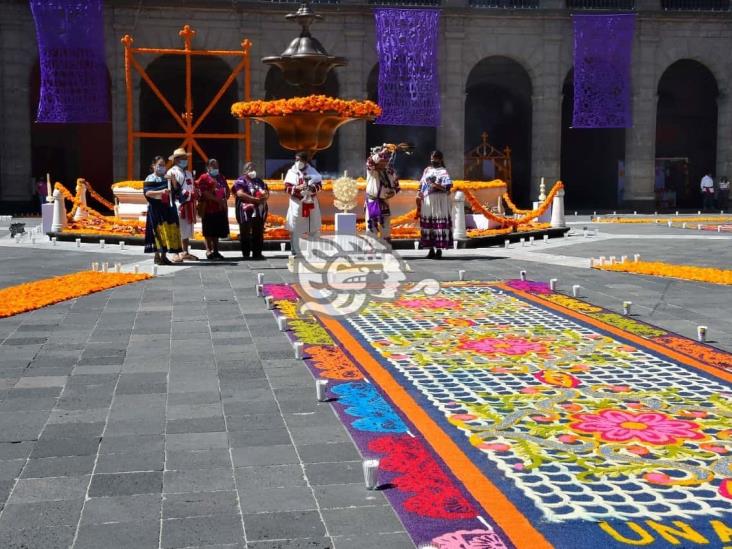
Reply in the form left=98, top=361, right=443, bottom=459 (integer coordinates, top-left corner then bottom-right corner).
left=560, top=69, right=626, bottom=210
left=655, top=60, right=718, bottom=209
left=30, top=60, right=113, bottom=199
left=465, top=56, right=532, bottom=205
left=366, top=64, right=436, bottom=180
left=264, top=67, right=339, bottom=178
left=140, top=55, right=239, bottom=180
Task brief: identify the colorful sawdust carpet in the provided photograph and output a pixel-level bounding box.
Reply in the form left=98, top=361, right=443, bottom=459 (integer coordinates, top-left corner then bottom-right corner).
left=264, top=281, right=732, bottom=549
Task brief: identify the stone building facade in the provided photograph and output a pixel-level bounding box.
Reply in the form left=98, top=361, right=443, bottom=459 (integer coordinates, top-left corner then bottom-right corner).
left=1, top=0, right=730, bottom=210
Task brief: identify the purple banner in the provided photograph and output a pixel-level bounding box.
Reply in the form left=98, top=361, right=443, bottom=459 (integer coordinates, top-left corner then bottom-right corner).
left=374, top=8, right=440, bottom=127
left=572, top=14, right=635, bottom=128
left=30, top=0, right=109, bottom=123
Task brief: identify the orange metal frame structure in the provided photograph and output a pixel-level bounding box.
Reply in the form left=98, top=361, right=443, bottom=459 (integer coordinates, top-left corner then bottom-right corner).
left=121, top=25, right=252, bottom=180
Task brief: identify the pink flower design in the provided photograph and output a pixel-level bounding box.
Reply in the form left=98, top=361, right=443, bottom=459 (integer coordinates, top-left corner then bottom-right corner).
left=570, top=409, right=705, bottom=446
left=265, top=285, right=298, bottom=301
left=432, top=529, right=509, bottom=549
left=395, top=297, right=462, bottom=310
left=505, top=279, right=552, bottom=294
left=459, top=336, right=547, bottom=357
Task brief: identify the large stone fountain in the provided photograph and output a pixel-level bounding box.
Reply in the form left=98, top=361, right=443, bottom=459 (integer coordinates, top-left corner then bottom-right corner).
left=231, top=2, right=379, bottom=155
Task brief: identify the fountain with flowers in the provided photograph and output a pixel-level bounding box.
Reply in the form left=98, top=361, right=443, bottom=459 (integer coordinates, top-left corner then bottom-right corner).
left=230, top=2, right=380, bottom=157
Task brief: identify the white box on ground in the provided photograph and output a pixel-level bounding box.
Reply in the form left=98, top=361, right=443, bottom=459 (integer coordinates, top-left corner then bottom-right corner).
left=41, top=203, right=54, bottom=234
left=335, top=213, right=357, bottom=235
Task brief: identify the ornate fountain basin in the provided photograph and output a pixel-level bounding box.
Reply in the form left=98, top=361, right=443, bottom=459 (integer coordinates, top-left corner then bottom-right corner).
left=253, top=112, right=367, bottom=152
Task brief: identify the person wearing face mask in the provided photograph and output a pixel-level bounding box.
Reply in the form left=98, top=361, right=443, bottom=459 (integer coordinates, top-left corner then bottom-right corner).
left=166, top=148, right=199, bottom=261
left=196, top=158, right=230, bottom=260
left=143, top=155, right=183, bottom=265
left=233, top=162, right=270, bottom=260
left=418, top=150, right=453, bottom=258
left=284, top=151, right=322, bottom=256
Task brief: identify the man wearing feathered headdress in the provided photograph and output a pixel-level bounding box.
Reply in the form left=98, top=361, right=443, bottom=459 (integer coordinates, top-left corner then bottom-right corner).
left=365, top=144, right=400, bottom=243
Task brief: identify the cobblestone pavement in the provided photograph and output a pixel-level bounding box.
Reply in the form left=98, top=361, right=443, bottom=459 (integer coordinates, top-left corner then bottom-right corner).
left=0, top=218, right=730, bottom=548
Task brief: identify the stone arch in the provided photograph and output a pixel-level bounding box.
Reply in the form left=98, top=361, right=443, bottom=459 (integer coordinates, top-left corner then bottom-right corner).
left=365, top=63, right=437, bottom=180
left=465, top=56, right=533, bottom=204
left=139, top=54, right=239, bottom=179
left=655, top=59, right=719, bottom=209
left=560, top=68, right=627, bottom=210
left=263, top=66, right=340, bottom=178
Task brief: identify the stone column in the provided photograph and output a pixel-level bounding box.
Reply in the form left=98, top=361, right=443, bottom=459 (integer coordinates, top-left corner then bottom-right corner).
left=716, top=86, right=732, bottom=182
left=437, top=24, right=465, bottom=178
left=623, top=33, right=658, bottom=209
left=244, top=17, right=266, bottom=172
left=531, top=30, right=563, bottom=201
left=338, top=29, right=367, bottom=178
left=0, top=4, right=35, bottom=202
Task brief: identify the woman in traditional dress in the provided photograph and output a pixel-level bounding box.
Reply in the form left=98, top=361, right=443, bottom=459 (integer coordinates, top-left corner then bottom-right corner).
left=418, top=150, right=453, bottom=259
left=365, top=144, right=400, bottom=244
left=285, top=151, right=322, bottom=256
left=233, top=161, right=269, bottom=260
left=144, top=156, right=183, bottom=265
left=196, top=158, right=230, bottom=260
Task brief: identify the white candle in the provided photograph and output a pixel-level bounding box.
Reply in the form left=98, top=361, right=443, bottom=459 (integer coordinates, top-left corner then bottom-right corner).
left=529, top=236, right=535, bottom=246
left=697, top=326, right=707, bottom=343
left=718, top=225, right=722, bottom=233
left=277, top=316, right=288, bottom=332
left=623, top=301, right=632, bottom=316
left=633, top=254, right=641, bottom=263
left=458, top=270, right=465, bottom=281
left=698, top=211, right=702, bottom=215
left=549, top=278, right=557, bottom=291
left=102, top=262, right=109, bottom=273
left=574, top=211, right=578, bottom=216
left=504, top=240, right=510, bottom=248
left=315, top=379, right=328, bottom=402
left=572, top=284, right=580, bottom=297
left=51, top=237, right=57, bottom=246
left=294, top=341, right=304, bottom=359
left=413, top=241, right=419, bottom=250
left=682, top=223, right=687, bottom=229
left=91, top=262, right=98, bottom=272
left=675, top=211, right=679, bottom=216
left=609, top=256, right=616, bottom=264
left=543, top=234, right=548, bottom=243
left=621, top=255, right=628, bottom=264
left=265, top=296, right=273, bottom=310
left=520, top=270, right=527, bottom=281
left=119, top=241, right=126, bottom=250
left=75, top=238, right=81, bottom=247
left=114, top=263, right=121, bottom=273
left=520, top=238, right=526, bottom=247
left=99, top=239, right=105, bottom=249
left=280, top=242, right=286, bottom=252
left=46, top=173, right=52, bottom=199
left=255, top=284, right=263, bottom=297
left=257, top=273, right=264, bottom=285
left=362, top=459, right=380, bottom=490
left=698, top=224, right=702, bottom=230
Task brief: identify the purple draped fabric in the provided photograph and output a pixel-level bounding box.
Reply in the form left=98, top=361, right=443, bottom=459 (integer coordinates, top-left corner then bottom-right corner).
left=30, top=0, right=109, bottom=123
left=374, top=9, right=440, bottom=127
left=572, top=14, right=635, bottom=128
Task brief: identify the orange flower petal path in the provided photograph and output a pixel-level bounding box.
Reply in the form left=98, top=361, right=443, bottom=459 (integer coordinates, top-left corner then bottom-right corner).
left=0, top=271, right=152, bottom=318
left=594, top=260, right=732, bottom=286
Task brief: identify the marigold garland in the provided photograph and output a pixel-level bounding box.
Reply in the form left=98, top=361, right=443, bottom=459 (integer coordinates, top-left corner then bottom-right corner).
left=231, top=95, right=382, bottom=119
left=0, top=271, right=151, bottom=318
left=501, top=192, right=532, bottom=215
left=111, top=179, right=508, bottom=193
left=594, top=260, right=732, bottom=286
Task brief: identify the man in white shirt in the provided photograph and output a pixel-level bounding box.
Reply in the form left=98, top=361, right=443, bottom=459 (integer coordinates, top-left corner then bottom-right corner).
left=284, top=151, right=322, bottom=256
left=166, top=148, right=199, bottom=261
left=700, top=173, right=715, bottom=211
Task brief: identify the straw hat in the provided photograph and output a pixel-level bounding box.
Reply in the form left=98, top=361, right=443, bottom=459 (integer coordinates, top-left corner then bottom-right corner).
left=169, top=148, right=188, bottom=161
